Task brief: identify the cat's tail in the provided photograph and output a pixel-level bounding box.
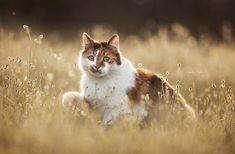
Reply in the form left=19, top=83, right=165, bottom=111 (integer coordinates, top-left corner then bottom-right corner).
left=176, top=92, right=196, bottom=120
left=164, top=81, right=196, bottom=120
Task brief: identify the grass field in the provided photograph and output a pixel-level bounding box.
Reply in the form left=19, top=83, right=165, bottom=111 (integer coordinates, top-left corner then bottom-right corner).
left=0, top=24, right=235, bottom=154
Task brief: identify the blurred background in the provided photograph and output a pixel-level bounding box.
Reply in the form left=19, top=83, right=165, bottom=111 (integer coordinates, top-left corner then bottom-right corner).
left=0, top=0, right=235, bottom=39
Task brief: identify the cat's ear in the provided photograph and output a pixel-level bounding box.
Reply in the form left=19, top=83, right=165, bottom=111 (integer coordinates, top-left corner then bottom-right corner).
left=82, top=32, right=94, bottom=48
left=108, top=34, right=119, bottom=49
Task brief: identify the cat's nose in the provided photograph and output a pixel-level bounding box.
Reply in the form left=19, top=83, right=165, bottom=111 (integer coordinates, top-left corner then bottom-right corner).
left=92, top=66, right=100, bottom=70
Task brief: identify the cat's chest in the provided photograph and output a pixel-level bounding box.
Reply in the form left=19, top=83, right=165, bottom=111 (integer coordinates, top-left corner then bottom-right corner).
left=82, top=78, right=120, bottom=104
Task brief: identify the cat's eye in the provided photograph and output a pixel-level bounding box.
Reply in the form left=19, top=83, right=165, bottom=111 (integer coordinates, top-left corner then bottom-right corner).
left=88, top=56, right=94, bottom=61
left=103, top=56, right=110, bottom=62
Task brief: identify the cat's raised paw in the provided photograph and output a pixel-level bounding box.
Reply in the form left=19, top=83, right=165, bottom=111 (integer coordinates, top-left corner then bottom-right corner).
left=62, top=91, right=84, bottom=107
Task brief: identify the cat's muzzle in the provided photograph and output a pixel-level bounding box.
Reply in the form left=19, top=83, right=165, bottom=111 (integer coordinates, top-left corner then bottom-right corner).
left=90, top=66, right=102, bottom=74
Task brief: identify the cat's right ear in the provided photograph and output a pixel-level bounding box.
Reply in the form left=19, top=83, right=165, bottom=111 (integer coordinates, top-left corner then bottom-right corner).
left=82, top=32, right=94, bottom=48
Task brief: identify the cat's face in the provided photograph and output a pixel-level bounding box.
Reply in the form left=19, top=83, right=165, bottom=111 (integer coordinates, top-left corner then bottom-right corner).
left=79, top=33, right=122, bottom=77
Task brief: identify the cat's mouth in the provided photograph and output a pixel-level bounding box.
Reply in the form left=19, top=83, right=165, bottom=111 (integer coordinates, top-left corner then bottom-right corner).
left=90, top=68, right=102, bottom=74
left=87, top=66, right=107, bottom=77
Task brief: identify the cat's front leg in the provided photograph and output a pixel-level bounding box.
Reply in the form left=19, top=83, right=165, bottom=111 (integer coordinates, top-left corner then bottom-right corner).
left=62, top=91, right=84, bottom=107
left=102, top=105, right=131, bottom=126
left=102, top=107, right=120, bottom=126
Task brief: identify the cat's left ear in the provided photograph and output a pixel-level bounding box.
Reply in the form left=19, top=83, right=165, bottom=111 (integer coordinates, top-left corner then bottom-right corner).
left=82, top=32, right=94, bottom=48
left=108, top=34, right=119, bottom=49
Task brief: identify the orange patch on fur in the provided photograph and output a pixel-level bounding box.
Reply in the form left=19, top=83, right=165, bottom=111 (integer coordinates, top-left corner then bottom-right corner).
left=127, top=68, right=175, bottom=104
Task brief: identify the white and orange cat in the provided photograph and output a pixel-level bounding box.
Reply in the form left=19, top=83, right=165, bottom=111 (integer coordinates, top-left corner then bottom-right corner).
left=63, top=33, right=195, bottom=125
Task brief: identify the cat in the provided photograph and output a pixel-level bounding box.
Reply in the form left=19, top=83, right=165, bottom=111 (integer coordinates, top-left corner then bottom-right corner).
left=62, top=32, right=196, bottom=125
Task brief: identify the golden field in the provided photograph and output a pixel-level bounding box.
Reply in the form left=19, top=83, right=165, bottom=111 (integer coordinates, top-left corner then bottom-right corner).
left=0, top=24, right=235, bottom=154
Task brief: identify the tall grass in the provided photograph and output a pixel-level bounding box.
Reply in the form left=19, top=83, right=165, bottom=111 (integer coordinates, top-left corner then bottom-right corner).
left=0, top=24, right=235, bottom=154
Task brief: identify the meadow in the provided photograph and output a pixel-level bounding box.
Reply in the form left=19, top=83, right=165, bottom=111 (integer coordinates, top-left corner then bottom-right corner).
left=0, top=24, right=235, bottom=154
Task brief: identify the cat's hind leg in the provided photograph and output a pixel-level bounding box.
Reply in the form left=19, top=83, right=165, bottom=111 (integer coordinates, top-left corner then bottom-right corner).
left=132, top=103, right=148, bottom=122
left=62, top=91, right=84, bottom=107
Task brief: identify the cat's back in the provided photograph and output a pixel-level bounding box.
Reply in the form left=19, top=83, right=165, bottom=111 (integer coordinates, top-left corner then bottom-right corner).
left=127, top=68, right=174, bottom=103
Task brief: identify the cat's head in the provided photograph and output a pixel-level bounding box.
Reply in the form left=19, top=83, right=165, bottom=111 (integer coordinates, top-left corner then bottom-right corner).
left=79, top=32, right=122, bottom=77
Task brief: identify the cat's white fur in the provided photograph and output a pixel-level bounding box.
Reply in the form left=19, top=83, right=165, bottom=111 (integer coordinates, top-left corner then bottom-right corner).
left=63, top=52, right=146, bottom=125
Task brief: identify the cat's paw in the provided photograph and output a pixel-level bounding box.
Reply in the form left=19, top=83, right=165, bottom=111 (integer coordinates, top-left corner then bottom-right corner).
left=102, top=115, right=113, bottom=126
left=62, top=91, right=83, bottom=107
